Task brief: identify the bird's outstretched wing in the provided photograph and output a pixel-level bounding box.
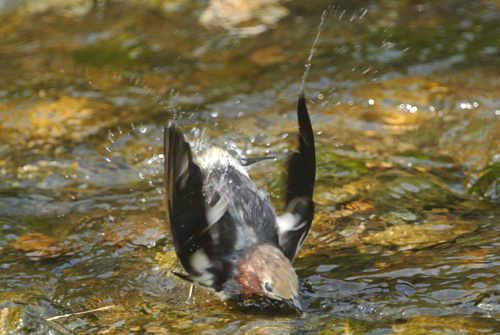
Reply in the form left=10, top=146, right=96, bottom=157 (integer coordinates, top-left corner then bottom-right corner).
left=277, top=94, right=316, bottom=261
left=164, top=125, right=214, bottom=277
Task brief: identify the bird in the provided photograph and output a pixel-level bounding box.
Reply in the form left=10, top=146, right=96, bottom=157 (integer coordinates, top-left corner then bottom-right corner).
left=163, top=93, right=315, bottom=312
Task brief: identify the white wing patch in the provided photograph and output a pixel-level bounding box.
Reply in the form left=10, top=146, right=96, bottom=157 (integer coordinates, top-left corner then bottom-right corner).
left=276, top=212, right=306, bottom=234
left=189, top=249, right=214, bottom=287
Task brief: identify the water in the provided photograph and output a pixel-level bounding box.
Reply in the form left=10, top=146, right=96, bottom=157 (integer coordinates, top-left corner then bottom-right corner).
left=1, top=0, right=500, bottom=334
left=300, top=5, right=331, bottom=95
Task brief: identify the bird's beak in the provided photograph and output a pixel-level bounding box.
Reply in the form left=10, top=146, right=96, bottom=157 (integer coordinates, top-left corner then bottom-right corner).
left=286, top=295, right=303, bottom=313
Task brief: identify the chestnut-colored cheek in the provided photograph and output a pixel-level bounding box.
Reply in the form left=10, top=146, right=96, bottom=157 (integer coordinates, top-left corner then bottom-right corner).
left=235, top=271, right=262, bottom=298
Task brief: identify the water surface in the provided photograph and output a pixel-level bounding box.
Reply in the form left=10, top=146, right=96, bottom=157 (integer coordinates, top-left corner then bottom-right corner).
left=1, top=0, right=500, bottom=334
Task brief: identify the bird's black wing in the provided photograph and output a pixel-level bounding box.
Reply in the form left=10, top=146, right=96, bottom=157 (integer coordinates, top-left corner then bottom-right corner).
left=277, top=94, right=316, bottom=261
left=164, top=125, right=215, bottom=276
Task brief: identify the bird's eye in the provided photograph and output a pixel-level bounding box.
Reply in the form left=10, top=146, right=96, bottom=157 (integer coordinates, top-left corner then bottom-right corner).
left=264, top=282, right=273, bottom=292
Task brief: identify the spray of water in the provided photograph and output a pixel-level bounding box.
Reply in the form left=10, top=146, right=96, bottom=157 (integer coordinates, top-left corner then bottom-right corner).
left=299, top=6, right=369, bottom=94
left=300, top=6, right=333, bottom=94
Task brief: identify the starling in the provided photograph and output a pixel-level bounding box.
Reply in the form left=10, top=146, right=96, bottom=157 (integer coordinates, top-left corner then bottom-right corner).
left=164, top=94, right=315, bottom=311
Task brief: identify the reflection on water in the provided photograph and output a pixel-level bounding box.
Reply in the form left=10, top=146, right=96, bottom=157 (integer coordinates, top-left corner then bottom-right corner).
left=1, top=0, right=500, bottom=334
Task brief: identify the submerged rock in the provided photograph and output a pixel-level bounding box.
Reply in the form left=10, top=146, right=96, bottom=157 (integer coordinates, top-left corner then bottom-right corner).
left=470, top=162, right=500, bottom=201
left=9, top=232, right=73, bottom=261
left=393, top=315, right=489, bottom=334
left=103, top=216, right=168, bottom=248
left=0, top=306, right=73, bottom=335
left=199, top=0, right=288, bottom=34
left=362, top=220, right=478, bottom=250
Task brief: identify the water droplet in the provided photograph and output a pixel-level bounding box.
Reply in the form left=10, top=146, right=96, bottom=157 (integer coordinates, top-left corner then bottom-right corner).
left=211, top=111, right=219, bottom=118
left=495, top=110, right=500, bottom=116
left=317, top=93, right=324, bottom=99
left=368, top=99, right=374, bottom=105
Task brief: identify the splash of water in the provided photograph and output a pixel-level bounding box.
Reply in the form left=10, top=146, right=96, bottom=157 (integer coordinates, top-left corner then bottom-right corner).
left=300, top=6, right=333, bottom=94
left=300, top=6, right=369, bottom=94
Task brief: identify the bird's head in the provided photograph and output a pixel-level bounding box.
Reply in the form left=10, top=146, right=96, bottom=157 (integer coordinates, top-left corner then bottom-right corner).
left=235, top=244, right=302, bottom=312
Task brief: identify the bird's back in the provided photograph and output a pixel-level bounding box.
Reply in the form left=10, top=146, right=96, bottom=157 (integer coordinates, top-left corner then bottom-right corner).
left=196, top=147, right=280, bottom=254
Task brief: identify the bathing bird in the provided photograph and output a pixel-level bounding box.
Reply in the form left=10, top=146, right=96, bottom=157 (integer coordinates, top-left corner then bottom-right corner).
left=163, top=93, right=315, bottom=311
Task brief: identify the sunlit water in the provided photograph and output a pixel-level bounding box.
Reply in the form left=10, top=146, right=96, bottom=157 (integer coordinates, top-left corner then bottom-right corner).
left=1, top=0, right=500, bottom=334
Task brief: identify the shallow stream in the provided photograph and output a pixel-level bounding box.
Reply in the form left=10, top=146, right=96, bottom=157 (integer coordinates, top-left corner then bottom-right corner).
left=1, top=0, right=500, bottom=334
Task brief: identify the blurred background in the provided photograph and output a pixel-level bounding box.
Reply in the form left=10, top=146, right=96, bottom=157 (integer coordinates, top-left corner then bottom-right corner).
left=0, top=0, right=500, bottom=334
